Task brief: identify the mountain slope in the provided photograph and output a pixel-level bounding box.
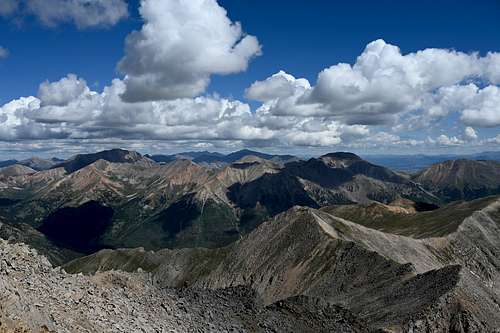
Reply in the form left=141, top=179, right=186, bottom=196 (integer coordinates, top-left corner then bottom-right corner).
left=19, top=157, right=62, bottom=171
left=413, top=159, right=500, bottom=201
left=0, top=164, right=36, bottom=178
left=66, top=197, right=500, bottom=331
left=228, top=152, right=438, bottom=222
left=0, top=239, right=370, bottom=333
left=215, top=156, right=283, bottom=187
left=321, top=196, right=496, bottom=238
left=4, top=150, right=500, bottom=270
left=147, top=151, right=225, bottom=164
left=0, top=219, right=81, bottom=265
left=223, top=149, right=299, bottom=164
left=1, top=158, right=243, bottom=255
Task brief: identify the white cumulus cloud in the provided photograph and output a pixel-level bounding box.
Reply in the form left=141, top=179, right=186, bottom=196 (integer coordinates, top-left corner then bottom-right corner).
left=1, top=75, right=361, bottom=148
left=118, top=0, right=262, bottom=102
left=459, top=86, right=500, bottom=127
left=38, top=74, right=91, bottom=107
left=3, top=69, right=499, bottom=153
left=436, top=135, right=464, bottom=146
left=249, top=39, right=500, bottom=130
left=464, top=126, right=478, bottom=140
left=246, top=71, right=310, bottom=102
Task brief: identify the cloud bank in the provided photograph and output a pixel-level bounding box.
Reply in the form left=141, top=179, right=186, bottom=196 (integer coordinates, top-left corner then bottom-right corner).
left=2, top=68, right=498, bottom=153
left=0, top=76, right=355, bottom=149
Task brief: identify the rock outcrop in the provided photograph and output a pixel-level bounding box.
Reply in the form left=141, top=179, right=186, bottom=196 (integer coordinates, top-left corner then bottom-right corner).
left=0, top=239, right=370, bottom=333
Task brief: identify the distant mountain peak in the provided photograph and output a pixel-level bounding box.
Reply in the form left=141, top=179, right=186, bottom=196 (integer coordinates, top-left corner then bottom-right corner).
left=0, top=164, right=36, bottom=178
left=234, top=149, right=255, bottom=154
left=319, top=152, right=363, bottom=169
left=320, top=152, right=362, bottom=160
left=54, top=148, right=153, bottom=173
left=18, top=156, right=60, bottom=171
left=413, top=159, right=500, bottom=201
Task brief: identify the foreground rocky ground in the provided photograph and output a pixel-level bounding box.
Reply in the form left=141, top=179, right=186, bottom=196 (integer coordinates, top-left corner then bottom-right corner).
left=0, top=240, right=372, bottom=333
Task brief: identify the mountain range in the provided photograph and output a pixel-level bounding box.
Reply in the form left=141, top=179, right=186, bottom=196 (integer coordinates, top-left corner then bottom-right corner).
left=1, top=148, right=500, bottom=331
left=0, top=149, right=437, bottom=258
left=1, top=149, right=499, bottom=259
left=364, top=150, right=500, bottom=172
left=0, top=156, right=63, bottom=171
left=3, top=148, right=500, bottom=171
left=146, top=148, right=300, bottom=167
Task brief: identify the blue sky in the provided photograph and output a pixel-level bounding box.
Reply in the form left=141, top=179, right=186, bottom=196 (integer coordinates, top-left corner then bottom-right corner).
left=0, top=0, right=499, bottom=158
left=214, top=0, right=500, bottom=97
left=3, top=0, right=500, bottom=103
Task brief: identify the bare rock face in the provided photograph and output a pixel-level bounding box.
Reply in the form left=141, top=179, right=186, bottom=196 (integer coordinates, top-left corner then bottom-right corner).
left=0, top=239, right=372, bottom=333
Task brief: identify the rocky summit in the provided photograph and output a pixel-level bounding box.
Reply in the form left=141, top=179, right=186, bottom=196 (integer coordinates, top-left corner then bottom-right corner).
left=413, top=159, right=500, bottom=201
left=0, top=239, right=370, bottom=333
left=1, top=149, right=500, bottom=332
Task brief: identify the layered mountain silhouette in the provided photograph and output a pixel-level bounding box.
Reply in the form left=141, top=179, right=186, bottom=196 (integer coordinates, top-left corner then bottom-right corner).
left=0, top=157, right=62, bottom=171
left=1, top=148, right=500, bottom=331
left=365, top=151, right=500, bottom=172
left=0, top=149, right=442, bottom=260
left=147, top=149, right=299, bottom=166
